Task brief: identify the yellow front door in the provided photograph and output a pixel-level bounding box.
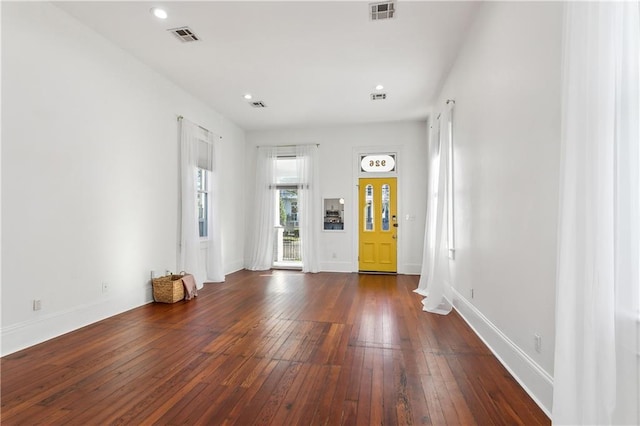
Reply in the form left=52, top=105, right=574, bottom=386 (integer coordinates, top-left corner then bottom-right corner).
left=358, top=177, right=397, bottom=272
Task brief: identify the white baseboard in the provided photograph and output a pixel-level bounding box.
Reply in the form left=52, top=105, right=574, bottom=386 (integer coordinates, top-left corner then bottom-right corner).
left=400, top=263, right=422, bottom=275
left=225, top=260, right=245, bottom=275
left=318, top=262, right=421, bottom=274
left=1, top=293, right=152, bottom=357
left=451, top=288, right=553, bottom=418
left=319, top=261, right=353, bottom=273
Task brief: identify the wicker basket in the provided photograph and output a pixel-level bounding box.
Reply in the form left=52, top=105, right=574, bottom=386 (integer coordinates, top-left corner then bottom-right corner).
left=152, top=274, right=185, bottom=303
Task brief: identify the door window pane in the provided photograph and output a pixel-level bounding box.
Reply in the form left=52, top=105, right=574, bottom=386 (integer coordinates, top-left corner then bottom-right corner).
left=381, top=184, right=390, bottom=231
left=364, top=184, right=374, bottom=231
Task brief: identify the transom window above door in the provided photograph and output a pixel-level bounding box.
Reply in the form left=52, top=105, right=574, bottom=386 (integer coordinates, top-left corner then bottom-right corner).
left=360, top=153, right=397, bottom=174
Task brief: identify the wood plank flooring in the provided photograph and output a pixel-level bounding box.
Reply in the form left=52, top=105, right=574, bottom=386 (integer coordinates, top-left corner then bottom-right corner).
left=1, top=270, right=550, bottom=425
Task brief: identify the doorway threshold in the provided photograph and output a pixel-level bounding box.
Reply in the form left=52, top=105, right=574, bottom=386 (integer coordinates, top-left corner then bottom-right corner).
left=273, top=261, right=303, bottom=270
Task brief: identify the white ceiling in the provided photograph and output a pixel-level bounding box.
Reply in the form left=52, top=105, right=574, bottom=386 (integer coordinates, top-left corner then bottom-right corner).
left=56, top=1, right=480, bottom=131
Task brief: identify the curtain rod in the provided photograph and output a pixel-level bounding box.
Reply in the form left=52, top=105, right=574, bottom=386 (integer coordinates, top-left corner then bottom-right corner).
left=177, top=115, right=221, bottom=140
left=256, top=143, right=320, bottom=149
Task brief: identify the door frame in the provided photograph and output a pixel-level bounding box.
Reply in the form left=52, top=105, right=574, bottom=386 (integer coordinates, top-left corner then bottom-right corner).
left=351, top=146, right=403, bottom=273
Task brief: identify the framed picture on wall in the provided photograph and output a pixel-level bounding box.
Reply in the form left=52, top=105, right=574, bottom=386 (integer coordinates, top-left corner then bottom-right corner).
left=323, top=198, right=344, bottom=231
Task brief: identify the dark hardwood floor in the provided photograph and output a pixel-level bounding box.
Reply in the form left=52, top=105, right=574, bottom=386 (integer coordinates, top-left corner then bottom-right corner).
left=1, top=270, right=549, bottom=425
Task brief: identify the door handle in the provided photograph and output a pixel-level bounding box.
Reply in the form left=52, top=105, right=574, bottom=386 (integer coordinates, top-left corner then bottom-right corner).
left=392, top=234, right=397, bottom=239
left=393, top=223, right=398, bottom=228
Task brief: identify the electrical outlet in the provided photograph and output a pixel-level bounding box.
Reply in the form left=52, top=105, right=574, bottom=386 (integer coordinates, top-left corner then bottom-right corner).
left=534, top=334, right=542, bottom=353
left=33, top=300, right=42, bottom=311
left=102, top=282, right=109, bottom=294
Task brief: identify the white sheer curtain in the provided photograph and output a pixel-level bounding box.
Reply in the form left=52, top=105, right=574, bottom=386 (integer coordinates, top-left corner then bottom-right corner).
left=179, top=118, right=224, bottom=287
left=416, top=116, right=441, bottom=297
left=296, top=145, right=321, bottom=273
left=415, top=105, right=453, bottom=314
left=552, top=2, right=639, bottom=425
left=247, top=146, right=277, bottom=271
left=204, top=139, right=224, bottom=283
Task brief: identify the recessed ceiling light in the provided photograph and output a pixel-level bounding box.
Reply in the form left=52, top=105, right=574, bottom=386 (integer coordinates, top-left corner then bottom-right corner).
left=244, top=94, right=253, bottom=100
left=150, top=7, right=168, bottom=19
left=375, top=84, right=384, bottom=90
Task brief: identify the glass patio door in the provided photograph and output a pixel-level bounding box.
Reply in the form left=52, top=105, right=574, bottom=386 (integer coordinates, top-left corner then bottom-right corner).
left=273, top=187, right=301, bottom=268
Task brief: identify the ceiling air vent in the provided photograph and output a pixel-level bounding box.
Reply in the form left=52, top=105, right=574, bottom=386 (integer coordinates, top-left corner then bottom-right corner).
left=371, top=93, right=387, bottom=101
left=250, top=101, right=267, bottom=108
left=370, top=1, right=395, bottom=20
left=168, top=27, right=200, bottom=42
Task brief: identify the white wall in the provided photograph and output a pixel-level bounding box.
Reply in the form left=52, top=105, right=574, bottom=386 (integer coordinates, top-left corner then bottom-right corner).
left=245, top=121, right=428, bottom=274
left=1, top=2, right=246, bottom=356
left=432, top=2, right=563, bottom=415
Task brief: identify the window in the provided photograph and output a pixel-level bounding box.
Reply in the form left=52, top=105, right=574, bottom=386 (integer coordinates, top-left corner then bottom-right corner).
left=197, top=168, right=209, bottom=238
left=381, top=184, right=390, bottom=231
left=360, top=153, right=396, bottom=174
left=364, top=184, right=374, bottom=231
